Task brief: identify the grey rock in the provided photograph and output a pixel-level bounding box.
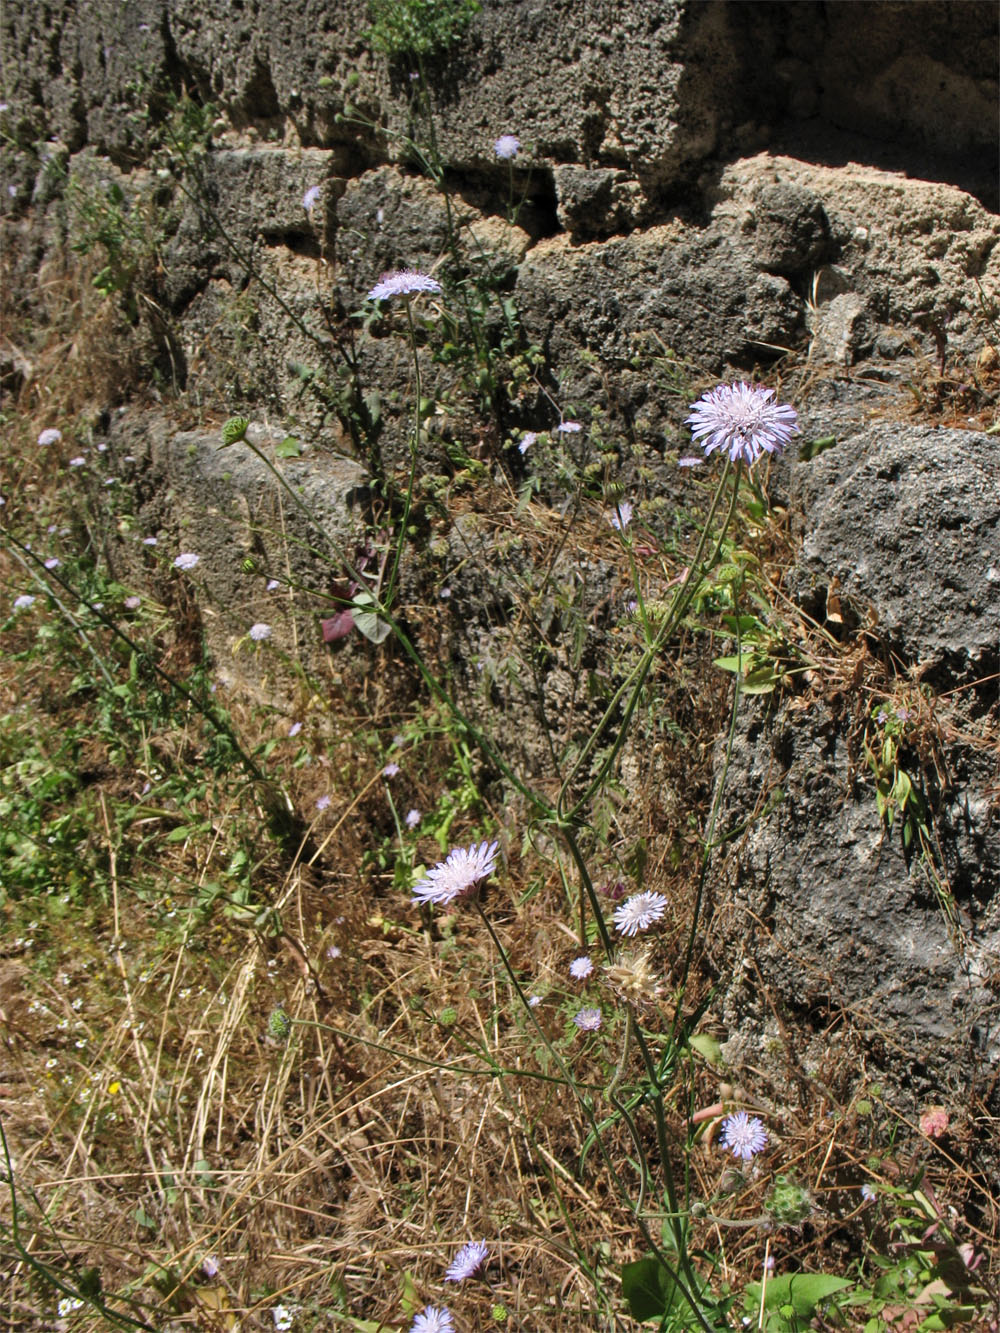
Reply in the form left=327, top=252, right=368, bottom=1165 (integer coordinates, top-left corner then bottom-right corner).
left=751, top=182, right=829, bottom=275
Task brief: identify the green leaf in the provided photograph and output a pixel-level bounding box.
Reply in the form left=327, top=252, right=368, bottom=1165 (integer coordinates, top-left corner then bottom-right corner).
left=748, top=1273, right=853, bottom=1320
left=351, top=591, right=392, bottom=645
left=275, top=435, right=302, bottom=458
left=688, top=1032, right=723, bottom=1065
left=622, top=1256, right=675, bottom=1322
left=713, top=654, right=746, bottom=674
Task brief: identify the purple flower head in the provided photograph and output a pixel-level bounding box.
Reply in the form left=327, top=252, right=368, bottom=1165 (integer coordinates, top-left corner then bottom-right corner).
left=608, top=500, right=634, bottom=531
left=288, top=721, right=303, bottom=737
left=860, top=1183, right=877, bottom=1202
left=494, top=134, right=521, bottom=160
left=367, top=270, right=442, bottom=302
left=202, top=1255, right=220, bottom=1278
left=124, top=595, right=141, bottom=610
left=382, top=761, right=400, bottom=778
left=142, top=536, right=158, bottom=546
left=445, top=1240, right=489, bottom=1283
left=613, top=890, right=668, bottom=937
left=410, top=1306, right=455, bottom=1333
left=555, top=420, right=582, bottom=434
left=528, top=994, right=542, bottom=1008
left=68, top=456, right=86, bottom=468
left=37, top=428, right=62, bottom=446
left=719, top=1111, right=768, bottom=1161
left=44, top=557, right=61, bottom=570
left=266, top=578, right=280, bottom=591
left=248, top=622, right=272, bottom=642
left=405, top=808, right=421, bottom=830
left=518, top=431, right=537, bottom=455
left=173, top=552, right=200, bottom=571
left=302, top=184, right=322, bottom=212
left=570, top=955, right=594, bottom=980
left=896, top=707, right=912, bottom=723
left=678, top=455, right=704, bottom=468
left=13, top=594, right=36, bottom=610
left=316, top=794, right=331, bottom=811
left=573, top=1006, right=602, bottom=1032
left=686, top=382, right=799, bottom=467
left=412, top=840, right=499, bottom=908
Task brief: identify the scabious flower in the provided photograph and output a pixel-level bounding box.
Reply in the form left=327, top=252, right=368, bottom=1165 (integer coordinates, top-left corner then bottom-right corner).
left=12, top=594, right=36, bottom=610
left=44, top=557, right=61, bottom=570
left=494, top=134, right=521, bottom=160
left=37, top=428, right=62, bottom=446
left=288, top=721, right=302, bottom=737
left=555, top=420, right=581, bottom=434
left=316, top=794, right=331, bottom=811
left=445, top=1240, right=489, bottom=1283
left=570, top=956, right=594, bottom=980
left=382, top=762, right=400, bottom=777
left=248, top=622, right=272, bottom=642
left=608, top=500, right=633, bottom=531
left=412, top=840, right=499, bottom=908
left=613, top=890, right=668, bottom=937
left=573, top=1007, right=602, bottom=1032
left=142, top=536, right=158, bottom=546
left=124, top=595, right=141, bottom=610
left=302, top=184, right=322, bottom=211
left=517, top=431, right=537, bottom=455
left=528, top=994, right=542, bottom=1007
left=686, top=382, right=799, bottom=466
left=202, top=1255, right=220, bottom=1278
left=719, top=1111, right=768, bottom=1161
left=678, top=455, right=703, bottom=468
left=410, top=1305, right=455, bottom=1333
left=405, top=808, right=421, bottom=830
left=68, top=456, right=86, bottom=467
left=860, top=1183, right=877, bottom=1202
left=266, top=578, right=280, bottom=591
left=173, top=552, right=199, bottom=570
left=367, top=270, right=442, bottom=302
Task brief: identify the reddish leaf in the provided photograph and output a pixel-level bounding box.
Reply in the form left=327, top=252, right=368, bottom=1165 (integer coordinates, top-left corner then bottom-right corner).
left=321, top=610, right=355, bottom=642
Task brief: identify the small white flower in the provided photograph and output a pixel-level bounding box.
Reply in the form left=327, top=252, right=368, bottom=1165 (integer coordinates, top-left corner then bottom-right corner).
left=37, top=428, right=62, bottom=446
left=405, top=808, right=421, bottom=830
left=272, top=1305, right=295, bottom=1331
left=555, top=420, right=582, bottom=434
left=613, top=890, right=668, bottom=937
left=302, top=184, right=322, bottom=212
left=68, top=456, right=86, bottom=467
left=248, top=622, right=272, bottom=642
left=608, top=500, right=634, bottom=531
left=518, top=431, right=537, bottom=454
left=173, top=552, right=199, bottom=570
left=493, top=134, right=521, bottom=160
left=12, top=594, right=36, bottom=610
left=412, top=840, right=499, bottom=908
left=569, top=956, right=594, bottom=980
left=316, top=794, right=331, bottom=811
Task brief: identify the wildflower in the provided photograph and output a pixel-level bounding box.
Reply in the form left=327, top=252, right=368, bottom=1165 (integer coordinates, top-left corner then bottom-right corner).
left=37, top=428, right=62, bottom=446
left=517, top=431, right=537, bottom=454
left=367, top=270, right=442, bottom=302
left=876, top=708, right=887, bottom=724
left=573, top=1006, right=602, bottom=1032
left=608, top=500, right=634, bottom=531
left=68, top=456, right=86, bottom=467
left=57, top=1298, right=84, bottom=1317
left=555, top=420, right=581, bottom=433
left=316, top=794, right=331, bottom=811
left=919, top=1105, right=949, bottom=1138
left=142, top=536, right=157, bottom=546
left=268, top=1007, right=292, bottom=1040
left=44, top=557, right=61, bottom=570
left=613, top=890, right=668, bottom=937
left=860, top=1183, right=877, bottom=1202
left=445, top=1239, right=489, bottom=1283
left=528, top=994, right=542, bottom=1007
left=406, top=807, right=421, bottom=829
left=678, top=455, right=704, bottom=468
left=288, top=721, right=302, bottom=737
left=410, top=1307, right=455, bottom=1333
left=382, top=762, right=400, bottom=777
left=266, top=578, right=280, bottom=591
left=302, top=184, right=322, bottom=211
left=494, top=134, right=521, bottom=160
left=603, top=946, right=664, bottom=1008
left=686, top=382, right=799, bottom=467
left=12, top=594, right=35, bottom=610
left=248, top=622, right=272, bottom=641
left=896, top=707, right=913, bottom=723
left=412, top=839, right=498, bottom=907
left=173, top=552, right=199, bottom=570
left=570, top=956, right=594, bottom=980
left=272, top=1305, right=294, bottom=1331
left=124, top=595, right=141, bottom=610
left=326, top=945, right=341, bottom=959
left=202, top=1255, right=220, bottom=1278
left=719, top=1111, right=768, bottom=1161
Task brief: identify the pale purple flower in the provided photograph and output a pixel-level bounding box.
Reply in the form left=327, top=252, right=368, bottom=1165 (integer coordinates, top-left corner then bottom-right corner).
left=266, top=578, right=280, bottom=591
left=44, top=558, right=61, bottom=570
left=573, top=1007, right=602, bottom=1032
left=326, top=944, right=341, bottom=959
left=518, top=431, right=537, bottom=454
left=124, top=595, right=141, bottom=610
left=288, top=721, right=303, bottom=737
left=316, top=794, right=331, bottom=811
left=896, top=707, right=912, bottom=723
left=405, top=808, right=421, bottom=830
left=528, top=994, right=542, bottom=1008
left=37, top=428, right=62, bottom=446
left=248, top=622, right=272, bottom=642
left=860, top=1183, right=877, bottom=1202
left=382, top=762, right=400, bottom=777
left=613, top=890, right=668, bottom=937
left=445, top=1239, right=489, bottom=1283
left=367, top=270, right=442, bottom=302
left=608, top=500, right=633, bottom=531
left=142, top=536, right=158, bottom=546
left=439, top=586, right=451, bottom=599
left=570, top=956, right=594, bottom=980
left=412, top=840, right=499, bottom=908
left=201, top=1256, right=220, bottom=1278
left=685, top=382, right=799, bottom=467
left=302, top=184, right=322, bottom=212
left=173, top=552, right=199, bottom=570
left=678, top=456, right=704, bottom=468
left=555, top=421, right=581, bottom=434
left=104, top=477, right=118, bottom=485
left=12, top=594, right=36, bottom=610
left=96, top=442, right=108, bottom=452
left=719, top=1111, right=768, bottom=1161
left=876, top=709, right=888, bottom=724
left=68, top=456, right=86, bottom=467
left=494, top=134, right=521, bottom=160
left=410, top=1306, right=455, bottom=1333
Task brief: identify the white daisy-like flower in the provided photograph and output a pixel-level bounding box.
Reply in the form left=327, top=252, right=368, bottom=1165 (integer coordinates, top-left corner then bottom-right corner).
left=410, top=1305, right=455, bottom=1333
left=613, top=890, right=668, bottom=937
left=685, top=382, right=799, bottom=467
left=445, top=1239, right=489, bottom=1283
left=412, top=841, right=498, bottom=907
left=367, top=270, right=442, bottom=302
left=569, top=955, right=594, bottom=980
